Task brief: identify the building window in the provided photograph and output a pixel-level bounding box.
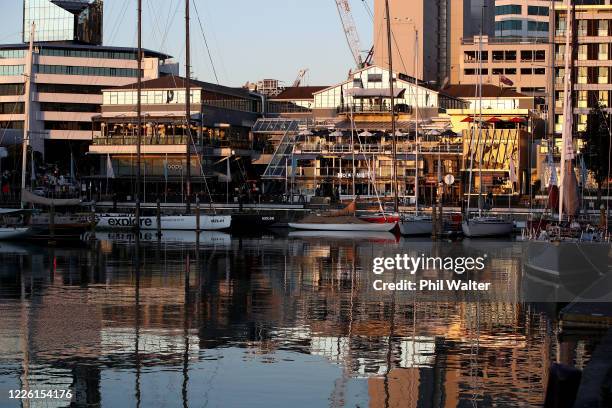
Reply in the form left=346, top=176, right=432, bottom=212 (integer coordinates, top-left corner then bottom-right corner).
left=556, top=17, right=566, bottom=36
left=528, top=6, right=549, bottom=16
left=37, top=64, right=142, bottom=78
left=578, top=20, right=588, bottom=36
left=598, top=91, right=609, bottom=107
left=578, top=67, right=588, bottom=84
left=521, top=51, right=533, bottom=61
left=0, top=49, right=25, bottom=59
left=505, top=68, right=517, bottom=75
left=492, top=68, right=504, bottom=75
left=0, top=83, right=24, bottom=96
left=599, top=44, right=609, bottom=60
left=0, top=102, right=24, bottom=114
left=535, top=50, right=546, bottom=61
left=577, top=91, right=588, bottom=108
left=0, top=121, right=23, bottom=129
left=367, top=74, right=382, bottom=82
left=599, top=20, right=610, bottom=37
left=38, top=48, right=137, bottom=60
left=534, top=68, right=546, bottom=75
left=599, top=67, right=609, bottom=84
left=495, top=5, right=522, bottom=15
left=528, top=21, right=549, bottom=32
left=464, top=69, right=476, bottom=75
left=521, top=68, right=533, bottom=75
left=39, top=102, right=100, bottom=113
left=578, top=45, right=587, bottom=61
left=0, top=65, right=24, bottom=76
left=495, top=20, right=523, bottom=32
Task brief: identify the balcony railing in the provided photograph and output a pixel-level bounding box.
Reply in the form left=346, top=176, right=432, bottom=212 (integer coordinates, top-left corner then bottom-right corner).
left=295, top=142, right=462, bottom=155
left=336, top=104, right=413, bottom=114
left=93, top=135, right=190, bottom=145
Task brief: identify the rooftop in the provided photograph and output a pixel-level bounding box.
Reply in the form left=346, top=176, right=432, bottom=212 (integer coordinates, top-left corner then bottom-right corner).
left=270, top=86, right=329, bottom=101
left=442, top=84, right=528, bottom=99
left=0, top=42, right=171, bottom=59
left=109, top=75, right=258, bottom=100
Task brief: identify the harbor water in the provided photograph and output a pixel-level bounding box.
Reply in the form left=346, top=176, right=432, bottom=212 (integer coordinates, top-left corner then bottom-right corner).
left=0, top=232, right=606, bottom=407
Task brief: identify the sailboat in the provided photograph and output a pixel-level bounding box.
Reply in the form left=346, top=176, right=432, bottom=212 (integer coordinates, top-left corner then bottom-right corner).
left=399, top=29, right=432, bottom=236
left=461, top=23, right=512, bottom=238
left=523, top=0, right=610, bottom=281
left=98, top=0, right=230, bottom=232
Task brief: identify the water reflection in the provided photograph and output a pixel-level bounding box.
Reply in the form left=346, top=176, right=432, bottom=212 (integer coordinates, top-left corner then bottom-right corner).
left=0, top=235, right=601, bottom=407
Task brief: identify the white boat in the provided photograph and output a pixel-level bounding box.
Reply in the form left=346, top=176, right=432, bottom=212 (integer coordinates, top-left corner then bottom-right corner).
left=461, top=217, right=513, bottom=237
left=0, top=226, right=31, bottom=240
left=399, top=215, right=433, bottom=236
left=96, top=213, right=231, bottom=231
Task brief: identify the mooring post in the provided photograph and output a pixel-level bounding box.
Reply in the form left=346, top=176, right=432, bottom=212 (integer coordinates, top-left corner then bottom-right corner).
left=156, top=198, right=161, bottom=238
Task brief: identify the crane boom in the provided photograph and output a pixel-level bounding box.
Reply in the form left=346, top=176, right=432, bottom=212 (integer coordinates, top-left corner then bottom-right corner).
left=334, top=0, right=364, bottom=68
left=292, top=68, right=309, bottom=87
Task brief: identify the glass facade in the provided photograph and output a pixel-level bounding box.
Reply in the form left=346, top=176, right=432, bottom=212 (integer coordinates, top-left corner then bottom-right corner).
left=23, top=0, right=102, bottom=45
left=37, top=64, right=142, bottom=77
left=103, top=90, right=202, bottom=105
left=0, top=65, right=25, bottom=76
left=0, top=50, right=25, bottom=59
left=495, top=5, right=522, bottom=15
left=39, top=48, right=136, bottom=60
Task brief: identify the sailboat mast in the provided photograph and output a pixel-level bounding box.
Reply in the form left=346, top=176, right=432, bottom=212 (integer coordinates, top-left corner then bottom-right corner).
left=135, top=0, right=142, bottom=228
left=559, top=0, right=574, bottom=222
left=21, top=23, right=35, bottom=208
left=185, top=0, right=192, bottom=214
left=477, top=7, right=484, bottom=217
left=414, top=29, right=419, bottom=216
left=384, top=0, right=398, bottom=213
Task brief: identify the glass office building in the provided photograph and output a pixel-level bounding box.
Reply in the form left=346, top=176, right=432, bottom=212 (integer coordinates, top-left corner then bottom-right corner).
left=23, top=0, right=102, bottom=45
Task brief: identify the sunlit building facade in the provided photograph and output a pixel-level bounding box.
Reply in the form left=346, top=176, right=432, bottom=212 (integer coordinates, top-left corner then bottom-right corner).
left=23, top=0, right=103, bottom=45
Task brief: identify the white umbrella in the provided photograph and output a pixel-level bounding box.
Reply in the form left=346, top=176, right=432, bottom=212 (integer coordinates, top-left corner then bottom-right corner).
left=329, top=130, right=343, bottom=137
left=358, top=130, right=373, bottom=137
left=299, top=129, right=313, bottom=136
left=393, top=130, right=405, bottom=137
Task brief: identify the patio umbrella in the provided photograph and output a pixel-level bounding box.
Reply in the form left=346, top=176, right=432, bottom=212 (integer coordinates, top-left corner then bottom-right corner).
left=358, top=130, right=373, bottom=137
left=329, top=130, right=343, bottom=137
left=486, top=117, right=502, bottom=123
left=299, top=129, right=313, bottom=136
left=461, top=116, right=474, bottom=123
left=508, top=117, right=526, bottom=123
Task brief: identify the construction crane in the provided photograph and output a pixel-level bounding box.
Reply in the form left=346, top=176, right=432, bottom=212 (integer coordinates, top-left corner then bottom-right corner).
left=292, top=68, right=309, bottom=87
left=334, top=0, right=366, bottom=69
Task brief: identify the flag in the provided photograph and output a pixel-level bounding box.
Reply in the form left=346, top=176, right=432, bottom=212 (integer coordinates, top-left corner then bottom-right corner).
left=509, top=157, right=518, bottom=184
left=499, top=75, right=514, bottom=86
left=106, top=154, right=115, bottom=179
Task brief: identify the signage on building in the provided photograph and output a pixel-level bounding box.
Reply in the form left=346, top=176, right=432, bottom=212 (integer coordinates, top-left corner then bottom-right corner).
left=337, top=172, right=371, bottom=179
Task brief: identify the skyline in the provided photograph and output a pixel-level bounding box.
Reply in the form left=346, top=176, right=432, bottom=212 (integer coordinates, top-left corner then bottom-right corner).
left=0, top=0, right=375, bottom=87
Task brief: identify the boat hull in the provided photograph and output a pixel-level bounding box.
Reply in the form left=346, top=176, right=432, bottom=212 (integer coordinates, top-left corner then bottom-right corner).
left=288, top=222, right=396, bottom=232
left=230, top=213, right=277, bottom=231
left=97, top=214, right=231, bottom=231
left=0, top=227, right=30, bottom=240
left=461, top=220, right=513, bottom=237
left=399, top=218, right=433, bottom=236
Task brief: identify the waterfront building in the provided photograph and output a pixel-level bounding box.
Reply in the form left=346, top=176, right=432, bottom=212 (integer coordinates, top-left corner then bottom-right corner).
left=373, top=0, right=495, bottom=84
left=256, top=65, right=468, bottom=202
left=442, top=84, right=536, bottom=198
left=0, top=0, right=175, bottom=174
left=88, top=75, right=263, bottom=202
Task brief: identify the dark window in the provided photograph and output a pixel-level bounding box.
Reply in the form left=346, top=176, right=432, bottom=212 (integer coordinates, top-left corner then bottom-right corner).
left=464, top=69, right=476, bottom=75
left=521, top=68, right=533, bottom=75
left=36, top=83, right=105, bottom=94
left=0, top=120, right=24, bottom=129
left=534, top=68, right=546, bottom=75
left=505, top=68, right=517, bottom=75
left=44, top=121, right=93, bottom=131
left=37, top=65, right=142, bottom=78
left=528, top=21, right=549, bottom=32
left=0, top=83, right=24, bottom=96
left=0, top=102, right=24, bottom=114
left=39, top=102, right=100, bottom=113
left=495, top=5, right=522, bottom=15
left=528, top=6, right=549, bottom=16
left=495, top=20, right=523, bottom=32
left=368, top=74, right=383, bottom=82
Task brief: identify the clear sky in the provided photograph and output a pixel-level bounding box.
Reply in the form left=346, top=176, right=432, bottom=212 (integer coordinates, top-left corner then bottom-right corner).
left=0, top=0, right=374, bottom=87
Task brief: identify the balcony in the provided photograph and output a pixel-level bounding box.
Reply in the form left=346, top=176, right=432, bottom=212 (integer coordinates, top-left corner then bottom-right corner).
left=294, top=142, right=462, bottom=155
left=336, top=104, right=413, bottom=114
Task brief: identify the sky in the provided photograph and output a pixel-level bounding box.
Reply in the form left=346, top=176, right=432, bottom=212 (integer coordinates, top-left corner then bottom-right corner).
left=0, top=0, right=375, bottom=87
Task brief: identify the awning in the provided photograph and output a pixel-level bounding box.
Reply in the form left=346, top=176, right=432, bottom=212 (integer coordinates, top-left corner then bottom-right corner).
left=345, top=88, right=406, bottom=98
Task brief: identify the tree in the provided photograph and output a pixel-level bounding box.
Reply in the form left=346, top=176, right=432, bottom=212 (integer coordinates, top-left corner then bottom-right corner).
left=584, top=103, right=611, bottom=203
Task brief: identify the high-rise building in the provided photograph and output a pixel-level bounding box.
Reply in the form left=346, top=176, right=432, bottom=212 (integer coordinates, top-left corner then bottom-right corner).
left=553, top=1, right=612, bottom=134
left=494, top=0, right=553, bottom=38
left=0, top=0, right=175, bottom=167
left=23, top=0, right=103, bottom=45
left=373, top=0, right=494, bottom=84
